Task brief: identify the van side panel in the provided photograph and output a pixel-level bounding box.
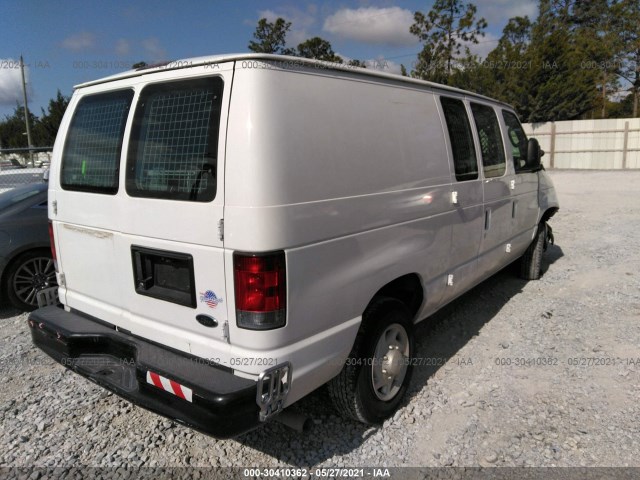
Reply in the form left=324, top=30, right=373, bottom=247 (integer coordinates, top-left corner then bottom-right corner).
left=224, top=62, right=453, bottom=402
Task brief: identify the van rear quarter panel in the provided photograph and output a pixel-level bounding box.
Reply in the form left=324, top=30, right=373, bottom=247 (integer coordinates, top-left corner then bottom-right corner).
left=224, top=63, right=453, bottom=366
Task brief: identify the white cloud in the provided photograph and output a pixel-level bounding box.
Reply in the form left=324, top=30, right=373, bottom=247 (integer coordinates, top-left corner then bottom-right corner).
left=61, top=32, right=96, bottom=51
left=466, top=32, right=501, bottom=60
left=142, top=38, right=167, bottom=62
left=115, top=39, right=130, bottom=56
left=323, top=7, right=417, bottom=47
left=0, top=59, right=29, bottom=106
left=475, top=0, right=537, bottom=26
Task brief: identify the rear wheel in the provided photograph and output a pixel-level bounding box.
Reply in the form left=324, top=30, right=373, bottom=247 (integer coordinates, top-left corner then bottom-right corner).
left=328, top=298, right=414, bottom=424
left=4, top=250, right=57, bottom=311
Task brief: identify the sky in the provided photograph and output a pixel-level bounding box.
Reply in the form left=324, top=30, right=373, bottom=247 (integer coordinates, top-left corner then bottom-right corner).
left=0, top=0, right=538, bottom=121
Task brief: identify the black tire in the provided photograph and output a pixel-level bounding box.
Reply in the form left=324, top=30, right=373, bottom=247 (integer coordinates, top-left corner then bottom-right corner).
left=520, top=222, right=546, bottom=280
left=4, top=249, right=57, bottom=311
left=328, top=297, right=414, bottom=424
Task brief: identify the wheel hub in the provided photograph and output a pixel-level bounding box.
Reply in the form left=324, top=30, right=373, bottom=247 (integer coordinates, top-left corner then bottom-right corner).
left=371, top=323, right=410, bottom=401
left=32, top=274, right=48, bottom=289
left=383, top=347, right=405, bottom=378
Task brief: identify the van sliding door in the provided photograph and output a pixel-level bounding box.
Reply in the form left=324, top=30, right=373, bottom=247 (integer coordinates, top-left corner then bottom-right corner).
left=469, top=102, right=514, bottom=278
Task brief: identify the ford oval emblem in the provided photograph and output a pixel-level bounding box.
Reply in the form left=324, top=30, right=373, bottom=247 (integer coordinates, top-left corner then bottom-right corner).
left=196, top=314, right=218, bottom=328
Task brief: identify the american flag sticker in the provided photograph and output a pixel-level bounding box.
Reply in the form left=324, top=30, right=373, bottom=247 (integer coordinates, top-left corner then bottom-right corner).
left=200, top=290, right=223, bottom=309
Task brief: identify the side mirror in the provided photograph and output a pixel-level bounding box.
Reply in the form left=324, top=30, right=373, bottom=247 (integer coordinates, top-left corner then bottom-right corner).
left=527, top=138, right=542, bottom=170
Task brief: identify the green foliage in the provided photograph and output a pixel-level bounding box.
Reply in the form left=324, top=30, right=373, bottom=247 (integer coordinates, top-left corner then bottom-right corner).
left=296, top=37, right=343, bottom=63
left=248, top=18, right=295, bottom=55
left=34, top=90, right=70, bottom=146
left=409, top=0, right=487, bottom=84
left=0, top=90, right=69, bottom=150
left=452, top=0, right=637, bottom=121
left=0, top=105, right=36, bottom=150
left=614, top=0, right=640, bottom=116
left=248, top=18, right=344, bottom=63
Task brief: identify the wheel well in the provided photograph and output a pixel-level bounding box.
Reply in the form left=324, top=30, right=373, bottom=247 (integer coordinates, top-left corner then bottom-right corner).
left=541, top=207, right=559, bottom=224
left=367, top=274, right=423, bottom=320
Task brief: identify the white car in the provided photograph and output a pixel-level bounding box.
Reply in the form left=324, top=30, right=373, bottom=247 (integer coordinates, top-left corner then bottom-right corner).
left=29, top=54, right=558, bottom=438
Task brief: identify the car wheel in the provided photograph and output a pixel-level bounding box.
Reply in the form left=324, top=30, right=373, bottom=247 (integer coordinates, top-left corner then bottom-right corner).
left=520, top=222, right=546, bottom=280
left=5, top=249, right=57, bottom=311
left=328, top=297, right=414, bottom=424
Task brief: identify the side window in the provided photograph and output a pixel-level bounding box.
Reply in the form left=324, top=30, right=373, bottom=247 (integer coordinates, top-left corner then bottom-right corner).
left=61, top=90, right=134, bottom=194
left=470, top=103, right=506, bottom=178
left=126, top=77, right=223, bottom=202
left=502, top=110, right=529, bottom=172
left=440, top=97, right=478, bottom=181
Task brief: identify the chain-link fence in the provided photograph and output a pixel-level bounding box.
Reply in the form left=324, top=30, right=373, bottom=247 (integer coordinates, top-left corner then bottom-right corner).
left=0, top=147, right=52, bottom=193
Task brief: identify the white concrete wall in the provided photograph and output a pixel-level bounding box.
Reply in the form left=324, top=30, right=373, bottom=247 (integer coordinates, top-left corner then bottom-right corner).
left=523, top=118, right=640, bottom=169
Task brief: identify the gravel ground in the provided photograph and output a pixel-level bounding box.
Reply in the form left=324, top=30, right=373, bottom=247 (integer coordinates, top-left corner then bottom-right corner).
left=1, top=170, right=639, bottom=471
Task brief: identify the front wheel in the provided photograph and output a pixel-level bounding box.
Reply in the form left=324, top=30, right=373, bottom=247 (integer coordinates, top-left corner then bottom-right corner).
left=519, top=222, right=547, bottom=280
left=328, top=298, right=414, bottom=424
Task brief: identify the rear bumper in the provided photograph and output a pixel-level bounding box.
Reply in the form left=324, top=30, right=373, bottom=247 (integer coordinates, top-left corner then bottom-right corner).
left=28, top=306, right=260, bottom=438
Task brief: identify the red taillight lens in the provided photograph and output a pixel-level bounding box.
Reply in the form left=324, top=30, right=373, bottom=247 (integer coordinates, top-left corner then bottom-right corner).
left=48, top=221, right=57, bottom=265
left=233, top=251, right=286, bottom=330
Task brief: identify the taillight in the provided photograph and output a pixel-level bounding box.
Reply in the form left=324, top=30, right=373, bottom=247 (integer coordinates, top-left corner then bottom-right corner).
left=48, top=221, right=58, bottom=270
left=233, top=251, right=286, bottom=330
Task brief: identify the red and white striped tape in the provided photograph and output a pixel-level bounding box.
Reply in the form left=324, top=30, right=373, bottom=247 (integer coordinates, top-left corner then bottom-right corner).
left=146, top=371, right=193, bottom=403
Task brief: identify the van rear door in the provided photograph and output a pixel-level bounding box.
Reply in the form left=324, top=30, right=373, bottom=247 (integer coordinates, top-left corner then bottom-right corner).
left=51, top=66, right=232, bottom=357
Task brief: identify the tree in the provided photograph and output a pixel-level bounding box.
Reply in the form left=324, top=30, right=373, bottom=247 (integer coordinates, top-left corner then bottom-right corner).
left=34, top=90, right=70, bottom=146
left=523, top=0, right=600, bottom=121
left=248, top=18, right=295, bottom=55
left=132, top=61, right=148, bottom=69
left=296, top=37, right=343, bottom=63
left=472, top=16, right=532, bottom=111
left=571, top=0, right=621, bottom=118
left=0, top=91, right=70, bottom=154
left=410, top=0, right=487, bottom=84
left=0, top=104, right=39, bottom=157
left=615, top=0, right=640, bottom=116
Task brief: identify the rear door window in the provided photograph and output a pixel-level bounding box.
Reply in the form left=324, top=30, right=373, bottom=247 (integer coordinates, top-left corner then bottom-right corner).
left=61, top=90, right=134, bottom=194
left=440, top=97, right=478, bottom=181
left=126, top=77, right=223, bottom=202
left=470, top=103, right=506, bottom=178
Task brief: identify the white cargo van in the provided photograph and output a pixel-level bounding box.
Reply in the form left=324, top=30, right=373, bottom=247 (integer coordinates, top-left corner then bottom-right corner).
left=30, top=54, right=558, bottom=438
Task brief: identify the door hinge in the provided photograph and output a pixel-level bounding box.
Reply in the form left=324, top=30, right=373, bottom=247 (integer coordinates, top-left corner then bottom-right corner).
left=52, top=200, right=57, bottom=215
left=451, top=191, right=458, bottom=205
left=222, top=320, right=230, bottom=343
left=506, top=243, right=512, bottom=253
left=447, top=274, right=454, bottom=286
left=510, top=179, right=516, bottom=190
left=218, top=219, right=224, bottom=242
left=58, top=273, right=66, bottom=287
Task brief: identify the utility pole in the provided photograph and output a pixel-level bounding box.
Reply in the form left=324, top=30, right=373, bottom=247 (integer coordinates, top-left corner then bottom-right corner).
left=20, top=55, right=34, bottom=165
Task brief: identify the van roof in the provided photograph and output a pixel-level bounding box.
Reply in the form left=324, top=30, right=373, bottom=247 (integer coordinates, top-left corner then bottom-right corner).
left=75, top=53, right=513, bottom=109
